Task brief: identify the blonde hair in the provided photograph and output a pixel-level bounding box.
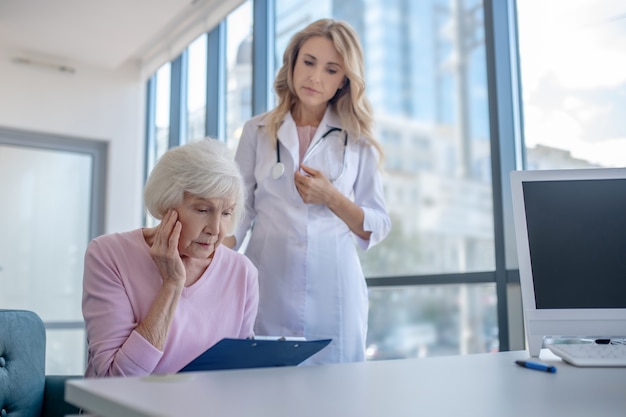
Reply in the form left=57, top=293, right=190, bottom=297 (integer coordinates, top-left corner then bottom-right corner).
left=143, top=138, right=244, bottom=234
left=265, top=18, right=384, bottom=163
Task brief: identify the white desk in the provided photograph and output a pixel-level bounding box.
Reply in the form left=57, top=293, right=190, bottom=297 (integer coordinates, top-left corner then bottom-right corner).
left=66, top=350, right=626, bottom=417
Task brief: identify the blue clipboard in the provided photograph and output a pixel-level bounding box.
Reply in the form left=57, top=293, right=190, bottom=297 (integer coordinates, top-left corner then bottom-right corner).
left=178, top=338, right=332, bottom=372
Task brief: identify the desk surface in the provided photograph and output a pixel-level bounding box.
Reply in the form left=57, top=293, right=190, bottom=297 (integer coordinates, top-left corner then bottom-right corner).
left=66, top=350, right=626, bottom=417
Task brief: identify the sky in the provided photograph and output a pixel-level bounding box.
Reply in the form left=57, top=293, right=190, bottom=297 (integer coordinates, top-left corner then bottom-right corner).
left=516, top=0, right=626, bottom=167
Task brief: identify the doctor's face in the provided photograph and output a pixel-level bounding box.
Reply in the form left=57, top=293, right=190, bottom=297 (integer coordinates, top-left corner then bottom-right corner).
left=293, top=36, right=346, bottom=114
left=174, top=193, right=235, bottom=260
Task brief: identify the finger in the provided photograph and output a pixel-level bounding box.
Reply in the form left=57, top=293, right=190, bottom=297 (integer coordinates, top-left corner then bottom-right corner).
left=154, top=211, right=175, bottom=244
left=167, top=209, right=179, bottom=224
left=159, top=210, right=175, bottom=230
left=294, top=171, right=311, bottom=187
left=299, top=164, right=318, bottom=176
left=169, top=221, right=182, bottom=251
left=293, top=178, right=306, bottom=197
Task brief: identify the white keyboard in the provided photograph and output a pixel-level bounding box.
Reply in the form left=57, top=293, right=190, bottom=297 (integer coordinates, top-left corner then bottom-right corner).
left=548, top=343, right=626, bottom=367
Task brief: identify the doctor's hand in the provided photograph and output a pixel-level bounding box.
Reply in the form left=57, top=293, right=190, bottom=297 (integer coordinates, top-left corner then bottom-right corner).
left=295, top=164, right=338, bottom=206
left=148, top=209, right=186, bottom=287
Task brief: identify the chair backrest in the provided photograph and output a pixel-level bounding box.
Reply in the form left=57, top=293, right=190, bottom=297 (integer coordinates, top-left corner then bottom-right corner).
left=0, top=309, right=47, bottom=417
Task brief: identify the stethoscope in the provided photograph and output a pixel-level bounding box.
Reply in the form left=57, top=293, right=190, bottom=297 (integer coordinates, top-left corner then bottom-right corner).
left=272, top=127, right=348, bottom=181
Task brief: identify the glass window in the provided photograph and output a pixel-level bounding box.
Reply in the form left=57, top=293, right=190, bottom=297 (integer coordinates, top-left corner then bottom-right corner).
left=46, top=328, right=87, bottom=374
left=0, top=142, right=94, bottom=374
left=516, top=0, right=626, bottom=170
left=226, top=0, right=253, bottom=153
left=154, top=63, right=172, bottom=163
left=144, top=63, right=172, bottom=227
left=274, top=0, right=495, bottom=358
left=187, top=34, right=208, bottom=142
left=367, top=284, right=498, bottom=359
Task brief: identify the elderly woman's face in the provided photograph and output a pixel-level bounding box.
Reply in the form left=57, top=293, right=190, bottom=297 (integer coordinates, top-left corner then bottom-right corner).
left=174, top=193, right=235, bottom=259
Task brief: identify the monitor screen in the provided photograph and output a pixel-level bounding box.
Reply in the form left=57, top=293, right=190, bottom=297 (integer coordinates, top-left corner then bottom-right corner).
left=523, top=178, right=626, bottom=309
left=511, top=168, right=626, bottom=356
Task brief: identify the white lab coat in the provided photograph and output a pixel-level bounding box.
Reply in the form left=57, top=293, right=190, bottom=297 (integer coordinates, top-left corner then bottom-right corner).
left=233, top=107, right=391, bottom=364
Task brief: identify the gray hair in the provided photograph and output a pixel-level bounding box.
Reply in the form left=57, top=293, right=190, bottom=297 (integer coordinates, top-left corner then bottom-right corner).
left=143, top=138, right=244, bottom=234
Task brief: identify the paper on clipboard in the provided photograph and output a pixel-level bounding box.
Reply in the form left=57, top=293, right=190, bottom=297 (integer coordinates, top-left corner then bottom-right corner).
left=178, top=337, right=332, bottom=372
left=252, top=335, right=307, bottom=341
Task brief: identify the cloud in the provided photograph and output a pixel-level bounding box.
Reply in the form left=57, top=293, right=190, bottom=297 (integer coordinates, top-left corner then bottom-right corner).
left=518, top=0, right=626, bottom=167
left=518, top=0, right=626, bottom=90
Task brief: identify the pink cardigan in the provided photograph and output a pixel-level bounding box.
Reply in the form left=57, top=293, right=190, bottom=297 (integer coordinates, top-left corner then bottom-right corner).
left=82, top=229, right=258, bottom=377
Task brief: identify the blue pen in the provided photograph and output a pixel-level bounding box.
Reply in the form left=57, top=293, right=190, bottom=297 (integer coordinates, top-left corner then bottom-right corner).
left=515, top=360, right=557, bottom=373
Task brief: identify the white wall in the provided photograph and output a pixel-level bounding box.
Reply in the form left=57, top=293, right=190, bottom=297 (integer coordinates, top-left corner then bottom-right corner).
left=0, top=54, right=146, bottom=234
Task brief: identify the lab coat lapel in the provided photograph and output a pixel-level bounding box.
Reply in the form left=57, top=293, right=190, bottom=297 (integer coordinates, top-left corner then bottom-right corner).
left=276, top=113, right=299, bottom=167
left=321, top=107, right=342, bottom=132
left=307, top=107, right=343, bottom=150
left=278, top=108, right=343, bottom=166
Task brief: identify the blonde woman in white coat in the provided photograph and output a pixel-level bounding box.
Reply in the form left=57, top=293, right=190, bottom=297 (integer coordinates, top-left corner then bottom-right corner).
left=229, top=18, right=391, bottom=364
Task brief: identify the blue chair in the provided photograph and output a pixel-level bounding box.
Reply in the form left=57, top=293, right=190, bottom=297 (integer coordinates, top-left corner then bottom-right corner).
left=0, top=309, right=82, bottom=417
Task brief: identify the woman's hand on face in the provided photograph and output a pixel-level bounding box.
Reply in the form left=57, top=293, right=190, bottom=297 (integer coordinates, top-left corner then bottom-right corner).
left=150, top=209, right=186, bottom=286
left=294, top=164, right=335, bottom=205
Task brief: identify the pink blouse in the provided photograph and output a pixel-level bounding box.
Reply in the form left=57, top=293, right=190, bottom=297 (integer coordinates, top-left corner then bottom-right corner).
left=297, top=125, right=318, bottom=163
left=82, top=229, right=258, bottom=377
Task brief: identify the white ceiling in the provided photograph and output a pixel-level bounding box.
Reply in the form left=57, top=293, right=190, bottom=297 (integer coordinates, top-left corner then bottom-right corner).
left=0, top=0, right=241, bottom=73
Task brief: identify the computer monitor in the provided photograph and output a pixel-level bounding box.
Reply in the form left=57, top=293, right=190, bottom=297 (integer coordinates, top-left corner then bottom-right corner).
left=510, top=168, right=626, bottom=357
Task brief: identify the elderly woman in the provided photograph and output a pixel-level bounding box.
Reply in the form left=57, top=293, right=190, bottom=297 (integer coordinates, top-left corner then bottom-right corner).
left=82, top=138, right=258, bottom=377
